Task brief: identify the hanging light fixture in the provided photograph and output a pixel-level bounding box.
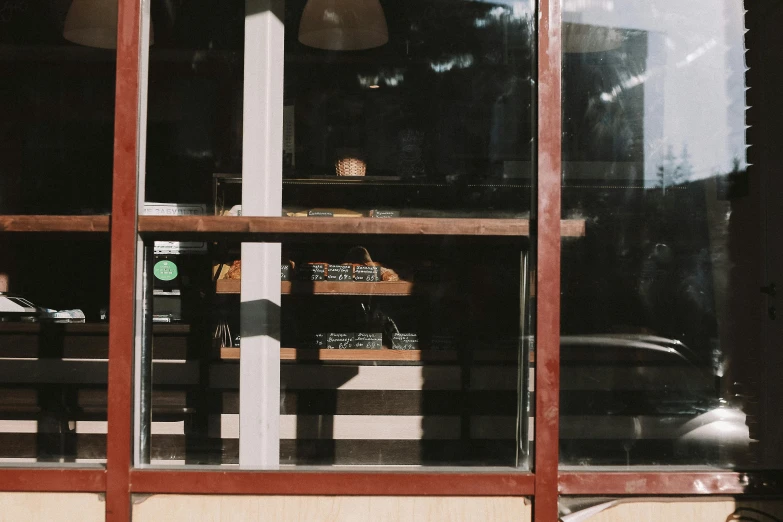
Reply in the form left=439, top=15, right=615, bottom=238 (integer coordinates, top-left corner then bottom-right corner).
left=64, top=0, right=154, bottom=49
left=299, top=0, right=388, bottom=51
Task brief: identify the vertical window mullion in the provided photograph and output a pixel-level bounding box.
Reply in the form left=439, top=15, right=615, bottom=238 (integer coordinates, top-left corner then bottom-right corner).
left=534, top=0, right=563, bottom=519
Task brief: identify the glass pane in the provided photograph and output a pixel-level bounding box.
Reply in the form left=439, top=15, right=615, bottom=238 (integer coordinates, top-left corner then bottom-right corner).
left=138, top=0, right=535, bottom=469
left=156, top=0, right=542, bottom=219
left=0, top=237, right=109, bottom=464
left=273, top=0, right=533, bottom=468
left=144, top=0, right=244, bottom=208
left=0, top=1, right=116, bottom=215
left=277, top=0, right=534, bottom=219
left=560, top=1, right=755, bottom=467
left=138, top=0, right=243, bottom=466
left=144, top=235, right=531, bottom=467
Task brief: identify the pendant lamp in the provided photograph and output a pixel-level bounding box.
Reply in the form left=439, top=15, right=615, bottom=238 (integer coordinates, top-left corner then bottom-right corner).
left=64, top=0, right=153, bottom=49
left=299, top=0, right=388, bottom=51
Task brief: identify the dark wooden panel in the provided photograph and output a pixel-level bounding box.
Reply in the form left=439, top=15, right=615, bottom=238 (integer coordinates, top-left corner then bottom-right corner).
left=0, top=433, right=105, bottom=461
left=217, top=390, right=518, bottom=416
left=0, top=360, right=199, bottom=385
left=79, top=389, right=193, bottom=415
left=0, top=388, right=40, bottom=414
left=0, top=324, right=192, bottom=359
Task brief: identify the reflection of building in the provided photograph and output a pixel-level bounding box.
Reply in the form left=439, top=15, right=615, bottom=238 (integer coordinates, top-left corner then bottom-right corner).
left=563, top=0, right=747, bottom=185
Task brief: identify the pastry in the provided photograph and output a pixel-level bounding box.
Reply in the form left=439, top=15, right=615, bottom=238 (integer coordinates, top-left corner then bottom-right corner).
left=226, top=260, right=241, bottom=279
left=366, top=261, right=399, bottom=282
left=345, top=248, right=400, bottom=281
left=380, top=267, right=400, bottom=282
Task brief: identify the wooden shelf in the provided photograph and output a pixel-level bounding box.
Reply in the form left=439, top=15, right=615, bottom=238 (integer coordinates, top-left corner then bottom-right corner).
left=138, top=216, right=586, bottom=238
left=221, top=347, right=519, bottom=362
left=216, top=279, right=416, bottom=296
left=0, top=323, right=189, bottom=334
left=0, top=323, right=191, bottom=360
left=280, top=177, right=531, bottom=187
left=0, top=215, right=110, bottom=233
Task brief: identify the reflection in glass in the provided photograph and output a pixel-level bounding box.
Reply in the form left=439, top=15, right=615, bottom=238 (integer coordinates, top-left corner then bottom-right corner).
left=0, top=238, right=110, bottom=463
left=143, top=236, right=529, bottom=468
left=139, top=0, right=536, bottom=469
left=145, top=0, right=536, bottom=219
left=281, top=0, right=535, bottom=218
left=560, top=1, right=755, bottom=467
left=0, top=2, right=116, bottom=214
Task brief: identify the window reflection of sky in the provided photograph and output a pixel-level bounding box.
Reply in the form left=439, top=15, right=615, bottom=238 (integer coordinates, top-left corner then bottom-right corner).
left=564, top=0, right=747, bottom=184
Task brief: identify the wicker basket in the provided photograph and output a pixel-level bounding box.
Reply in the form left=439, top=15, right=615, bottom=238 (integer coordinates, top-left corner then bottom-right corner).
left=335, top=149, right=367, bottom=176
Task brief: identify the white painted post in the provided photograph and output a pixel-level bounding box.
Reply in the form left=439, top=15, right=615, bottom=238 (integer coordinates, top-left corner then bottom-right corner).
left=240, top=0, right=285, bottom=469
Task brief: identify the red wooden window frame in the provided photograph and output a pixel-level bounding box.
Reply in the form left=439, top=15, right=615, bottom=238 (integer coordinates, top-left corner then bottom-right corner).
left=0, top=1, right=779, bottom=522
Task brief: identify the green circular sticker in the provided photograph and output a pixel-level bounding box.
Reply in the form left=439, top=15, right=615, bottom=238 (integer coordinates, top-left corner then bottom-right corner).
left=153, top=260, right=178, bottom=281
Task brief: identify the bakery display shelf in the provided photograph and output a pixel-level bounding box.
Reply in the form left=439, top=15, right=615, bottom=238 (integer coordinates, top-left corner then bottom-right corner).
left=0, top=323, right=190, bottom=334
left=0, top=323, right=192, bottom=360
left=283, top=175, right=402, bottom=183
left=0, top=215, right=110, bottom=233
left=220, top=347, right=519, bottom=362
left=281, top=177, right=530, bottom=188
left=138, top=216, right=586, bottom=238
left=216, top=279, right=416, bottom=296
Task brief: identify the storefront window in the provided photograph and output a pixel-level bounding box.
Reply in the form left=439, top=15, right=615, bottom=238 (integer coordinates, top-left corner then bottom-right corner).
left=560, top=0, right=758, bottom=467
left=0, top=1, right=116, bottom=215
left=0, top=237, right=110, bottom=463
left=0, top=0, right=116, bottom=464
left=137, top=0, right=539, bottom=469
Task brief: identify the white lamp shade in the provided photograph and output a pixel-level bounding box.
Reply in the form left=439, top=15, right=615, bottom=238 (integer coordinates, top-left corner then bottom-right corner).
left=299, top=0, right=388, bottom=51
left=563, top=23, right=623, bottom=54
left=64, top=0, right=154, bottom=49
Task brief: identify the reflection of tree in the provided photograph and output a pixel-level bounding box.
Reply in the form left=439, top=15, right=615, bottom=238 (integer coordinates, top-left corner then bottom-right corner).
left=656, top=144, right=694, bottom=192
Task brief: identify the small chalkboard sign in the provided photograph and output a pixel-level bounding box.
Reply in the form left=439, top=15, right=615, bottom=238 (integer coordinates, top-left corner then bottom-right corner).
left=281, top=264, right=291, bottom=281
left=327, top=264, right=353, bottom=281
left=325, top=333, right=352, bottom=349
left=308, top=210, right=334, bottom=217
left=298, top=263, right=326, bottom=281
left=369, top=209, right=400, bottom=218
left=354, top=265, right=381, bottom=282
left=352, top=332, right=383, bottom=349
left=391, top=333, right=418, bottom=351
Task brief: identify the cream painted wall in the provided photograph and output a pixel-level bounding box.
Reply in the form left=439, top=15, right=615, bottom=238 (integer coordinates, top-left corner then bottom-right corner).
left=131, top=495, right=531, bottom=522
left=0, top=492, right=104, bottom=522
left=3, top=493, right=783, bottom=521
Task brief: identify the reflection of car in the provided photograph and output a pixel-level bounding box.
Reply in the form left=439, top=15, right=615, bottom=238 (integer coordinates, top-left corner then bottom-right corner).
left=0, top=293, right=38, bottom=320
left=559, top=334, right=750, bottom=467
left=0, top=292, right=85, bottom=323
